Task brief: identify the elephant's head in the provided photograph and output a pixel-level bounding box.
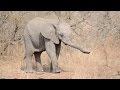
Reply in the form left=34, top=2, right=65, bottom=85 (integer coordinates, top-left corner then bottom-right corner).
left=53, top=21, right=90, bottom=54
left=56, top=22, right=72, bottom=44
left=41, top=21, right=90, bottom=54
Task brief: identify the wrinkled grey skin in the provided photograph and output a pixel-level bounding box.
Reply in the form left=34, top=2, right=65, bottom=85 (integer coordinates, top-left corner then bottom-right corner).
left=23, top=17, right=90, bottom=73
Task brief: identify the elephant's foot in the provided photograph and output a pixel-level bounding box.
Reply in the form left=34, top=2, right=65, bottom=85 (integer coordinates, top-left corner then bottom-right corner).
left=21, top=66, right=34, bottom=73
left=36, top=67, right=44, bottom=72
left=24, top=68, right=35, bottom=73
left=21, top=65, right=34, bottom=73
left=52, top=67, right=61, bottom=73
left=36, top=63, right=44, bottom=72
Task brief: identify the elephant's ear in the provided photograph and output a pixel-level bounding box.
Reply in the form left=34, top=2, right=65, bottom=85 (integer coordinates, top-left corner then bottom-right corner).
left=41, top=24, right=59, bottom=44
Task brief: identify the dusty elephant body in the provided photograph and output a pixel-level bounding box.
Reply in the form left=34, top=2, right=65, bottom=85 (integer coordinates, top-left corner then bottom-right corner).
left=23, top=17, right=90, bottom=73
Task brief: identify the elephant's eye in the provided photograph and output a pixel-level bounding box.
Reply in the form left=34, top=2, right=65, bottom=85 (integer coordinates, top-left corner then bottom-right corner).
left=60, top=33, right=64, bottom=37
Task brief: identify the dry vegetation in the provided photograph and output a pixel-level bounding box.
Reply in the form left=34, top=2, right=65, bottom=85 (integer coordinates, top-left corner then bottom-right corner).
left=0, top=11, right=120, bottom=79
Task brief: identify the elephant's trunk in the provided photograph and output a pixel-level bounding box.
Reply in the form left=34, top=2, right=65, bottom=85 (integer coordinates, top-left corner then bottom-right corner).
left=68, top=43, right=90, bottom=54
left=63, top=39, right=90, bottom=54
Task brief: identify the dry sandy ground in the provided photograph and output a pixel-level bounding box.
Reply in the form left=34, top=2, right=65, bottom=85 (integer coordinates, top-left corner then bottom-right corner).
left=0, top=57, right=75, bottom=79
left=0, top=57, right=120, bottom=79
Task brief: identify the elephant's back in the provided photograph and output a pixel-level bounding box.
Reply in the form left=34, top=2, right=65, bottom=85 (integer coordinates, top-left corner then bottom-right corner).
left=27, top=17, right=58, bottom=34
left=29, top=17, right=58, bottom=25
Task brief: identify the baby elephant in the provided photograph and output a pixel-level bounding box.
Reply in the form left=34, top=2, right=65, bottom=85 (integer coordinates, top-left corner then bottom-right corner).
left=23, top=17, right=90, bottom=73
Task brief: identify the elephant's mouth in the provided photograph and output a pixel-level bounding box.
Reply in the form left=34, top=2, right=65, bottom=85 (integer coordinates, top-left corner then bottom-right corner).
left=62, top=40, right=69, bottom=45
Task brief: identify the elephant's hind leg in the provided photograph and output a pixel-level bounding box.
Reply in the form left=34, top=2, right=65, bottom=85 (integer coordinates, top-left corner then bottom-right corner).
left=24, top=54, right=34, bottom=73
left=34, top=52, right=44, bottom=72
left=23, top=31, right=35, bottom=73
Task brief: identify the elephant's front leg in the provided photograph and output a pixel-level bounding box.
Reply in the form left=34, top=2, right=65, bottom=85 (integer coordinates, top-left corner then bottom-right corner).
left=45, top=39, right=61, bottom=73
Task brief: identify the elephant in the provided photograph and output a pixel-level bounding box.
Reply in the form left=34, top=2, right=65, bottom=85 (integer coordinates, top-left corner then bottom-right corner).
left=23, top=17, right=90, bottom=73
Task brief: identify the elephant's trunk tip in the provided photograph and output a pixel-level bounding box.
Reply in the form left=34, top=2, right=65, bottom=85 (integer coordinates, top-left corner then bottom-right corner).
left=83, top=51, right=90, bottom=54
